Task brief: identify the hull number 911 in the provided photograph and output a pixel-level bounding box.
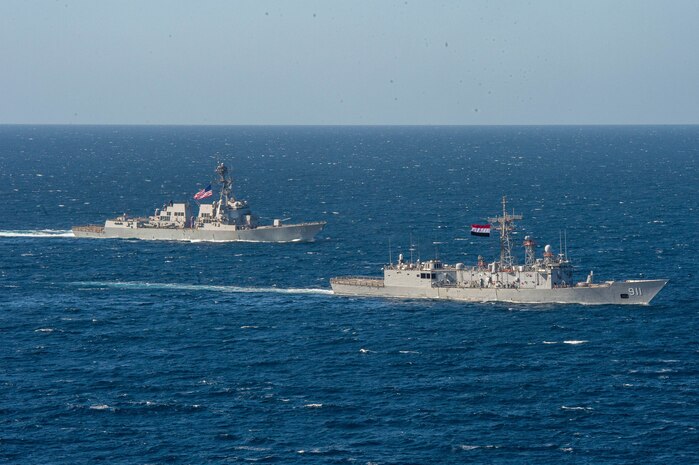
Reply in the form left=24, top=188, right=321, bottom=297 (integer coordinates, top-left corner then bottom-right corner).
left=628, top=287, right=643, bottom=296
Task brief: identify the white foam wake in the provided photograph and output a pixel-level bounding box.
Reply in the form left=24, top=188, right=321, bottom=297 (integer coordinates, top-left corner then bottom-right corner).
left=0, top=229, right=74, bottom=238
left=71, top=280, right=334, bottom=296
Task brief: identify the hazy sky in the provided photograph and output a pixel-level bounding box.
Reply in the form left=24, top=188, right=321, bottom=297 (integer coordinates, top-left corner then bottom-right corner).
left=2, top=1, right=698, bottom=125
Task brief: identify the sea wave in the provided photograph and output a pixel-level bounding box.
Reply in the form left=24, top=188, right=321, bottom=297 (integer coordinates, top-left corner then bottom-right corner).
left=0, top=229, right=74, bottom=238
left=69, top=280, right=334, bottom=295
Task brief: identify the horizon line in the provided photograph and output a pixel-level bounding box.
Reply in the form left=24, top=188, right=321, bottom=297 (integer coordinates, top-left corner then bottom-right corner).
left=1, top=122, right=698, bottom=128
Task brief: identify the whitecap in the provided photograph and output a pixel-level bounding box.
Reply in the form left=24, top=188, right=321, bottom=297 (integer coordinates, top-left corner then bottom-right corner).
left=561, top=406, right=592, bottom=411
left=563, top=340, right=588, bottom=345
left=457, top=444, right=499, bottom=451
left=35, top=328, right=54, bottom=333
left=458, top=445, right=480, bottom=451
left=304, top=403, right=323, bottom=408
left=89, top=404, right=111, bottom=410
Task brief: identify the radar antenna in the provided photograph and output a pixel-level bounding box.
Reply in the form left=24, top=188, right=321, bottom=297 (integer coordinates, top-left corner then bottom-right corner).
left=487, top=196, right=523, bottom=268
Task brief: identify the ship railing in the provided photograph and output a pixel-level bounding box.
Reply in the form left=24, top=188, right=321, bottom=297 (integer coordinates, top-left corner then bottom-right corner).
left=432, top=281, right=458, bottom=288
left=259, top=220, right=327, bottom=227
left=330, top=276, right=384, bottom=288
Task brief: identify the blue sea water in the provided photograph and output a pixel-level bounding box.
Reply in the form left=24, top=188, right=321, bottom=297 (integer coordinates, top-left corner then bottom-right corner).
left=0, top=125, right=697, bottom=464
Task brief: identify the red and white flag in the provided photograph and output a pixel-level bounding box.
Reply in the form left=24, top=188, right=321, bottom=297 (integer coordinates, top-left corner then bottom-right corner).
left=471, top=224, right=491, bottom=237
left=193, top=185, right=213, bottom=200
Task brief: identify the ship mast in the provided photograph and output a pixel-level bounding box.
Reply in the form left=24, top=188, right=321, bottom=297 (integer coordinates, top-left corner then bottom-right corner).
left=215, top=163, right=234, bottom=205
left=214, top=162, right=235, bottom=221
left=487, top=196, right=523, bottom=268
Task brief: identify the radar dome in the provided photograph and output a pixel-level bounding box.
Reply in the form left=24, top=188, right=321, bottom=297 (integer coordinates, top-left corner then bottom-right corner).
left=455, top=263, right=465, bottom=269
left=544, top=245, right=552, bottom=253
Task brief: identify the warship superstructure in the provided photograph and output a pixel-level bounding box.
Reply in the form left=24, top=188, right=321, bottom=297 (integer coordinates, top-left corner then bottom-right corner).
left=331, top=197, right=667, bottom=305
left=72, top=163, right=325, bottom=242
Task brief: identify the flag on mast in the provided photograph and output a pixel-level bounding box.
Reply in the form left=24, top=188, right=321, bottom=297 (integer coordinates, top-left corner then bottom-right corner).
left=193, top=185, right=213, bottom=200
left=471, top=224, right=491, bottom=237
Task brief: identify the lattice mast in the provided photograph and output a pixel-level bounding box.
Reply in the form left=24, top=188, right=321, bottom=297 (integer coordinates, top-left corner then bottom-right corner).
left=523, top=236, right=536, bottom=267
left=487, top=196, right=523, bottom=268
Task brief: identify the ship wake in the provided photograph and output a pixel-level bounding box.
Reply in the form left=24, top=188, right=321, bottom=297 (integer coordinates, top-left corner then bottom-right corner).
left=70, top=281, right=334, bottom=296
left=0, top=229, right=75, bottom=238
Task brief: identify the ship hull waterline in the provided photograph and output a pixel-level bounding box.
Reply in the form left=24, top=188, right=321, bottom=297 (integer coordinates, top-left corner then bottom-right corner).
left=330, top=278, right=668, bottom=305
left=72, top=222, right=326, bottom=243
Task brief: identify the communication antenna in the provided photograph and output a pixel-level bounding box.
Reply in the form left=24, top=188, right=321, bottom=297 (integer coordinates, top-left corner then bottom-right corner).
left=558, top=229, right=563, bottom=254
left=388, top=237, right=392, bottom=265
left=564, top=229, right=568, bottom=259
left=433, top=241, right=445, bottom=260
left=409, top=232, right=415, bottom=263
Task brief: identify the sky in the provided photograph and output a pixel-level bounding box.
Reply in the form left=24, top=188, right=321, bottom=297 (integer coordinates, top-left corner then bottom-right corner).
left=1, top=0, right=698, bottom=125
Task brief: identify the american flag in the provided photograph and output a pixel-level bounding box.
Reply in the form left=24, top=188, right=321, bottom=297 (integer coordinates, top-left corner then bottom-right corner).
left=193, top=185, right=213, bottom=200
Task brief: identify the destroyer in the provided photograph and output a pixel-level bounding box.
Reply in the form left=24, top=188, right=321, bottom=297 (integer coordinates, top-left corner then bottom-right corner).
left=331, top=197, right=667, bottom=305
left=73, top=163, right=325, bottom=242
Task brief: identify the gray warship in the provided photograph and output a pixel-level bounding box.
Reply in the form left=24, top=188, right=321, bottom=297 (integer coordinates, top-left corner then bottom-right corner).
left=331, top=197, right=667, bottom=305
left=72, top=163, right=326, bottom=242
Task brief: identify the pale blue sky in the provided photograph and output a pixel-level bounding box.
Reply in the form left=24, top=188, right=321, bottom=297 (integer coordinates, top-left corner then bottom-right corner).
left=2, top=0, right=698, bottom=124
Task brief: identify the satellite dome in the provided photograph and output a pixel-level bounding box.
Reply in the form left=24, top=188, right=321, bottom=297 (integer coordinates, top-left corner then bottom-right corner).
left=544, top=244, right=552, bottom=253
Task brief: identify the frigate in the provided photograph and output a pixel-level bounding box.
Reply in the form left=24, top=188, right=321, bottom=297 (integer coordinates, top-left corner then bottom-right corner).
left=331, top=197, right=667, bottom=305
left=72, top=163, right=326, bottom=242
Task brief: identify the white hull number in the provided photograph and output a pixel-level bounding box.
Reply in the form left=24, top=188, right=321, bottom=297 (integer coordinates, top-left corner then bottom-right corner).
left=628, top=287, right=643, bottom=296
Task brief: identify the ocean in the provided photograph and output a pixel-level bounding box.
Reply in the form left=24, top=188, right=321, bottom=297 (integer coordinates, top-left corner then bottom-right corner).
left=1, top=125, right=697, bottom=464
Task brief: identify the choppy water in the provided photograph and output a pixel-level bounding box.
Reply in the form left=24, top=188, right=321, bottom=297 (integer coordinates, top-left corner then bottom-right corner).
left=1, top=125, right=697, bottom=464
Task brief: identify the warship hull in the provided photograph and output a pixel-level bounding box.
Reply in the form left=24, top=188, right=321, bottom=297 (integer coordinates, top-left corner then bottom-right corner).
left=330, top=278, right=668, bottom=305
left=332, top=197, right=668, bottom=305
left=73, top=221, right=325, bottom=243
